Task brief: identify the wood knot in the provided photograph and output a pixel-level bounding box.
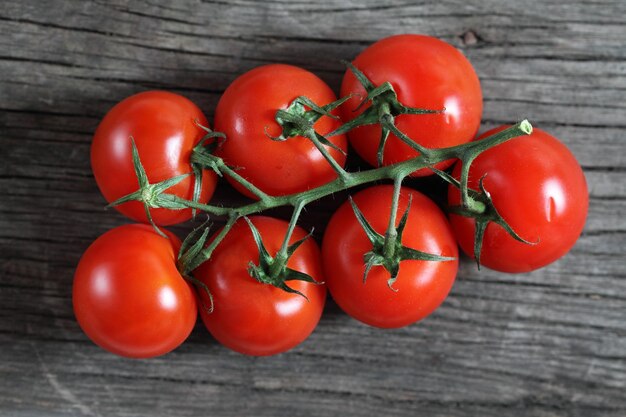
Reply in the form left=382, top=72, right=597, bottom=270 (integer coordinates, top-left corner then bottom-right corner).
left=459, top=30, right=480, bottom=46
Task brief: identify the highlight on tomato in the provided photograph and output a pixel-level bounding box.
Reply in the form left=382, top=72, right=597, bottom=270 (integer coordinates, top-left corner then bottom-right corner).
left=194, top=216, right=327, bottom=356
left=339, top=34, right=483, bottom=176
left=448, top=127, right=589, bottom=273
left=91, top=90, right=217, bottom=226
left=214, top=64, right=348, bottom=199
left=73, top=224, right=197, bottom=358
left=322, top=185, right=459, bottom=328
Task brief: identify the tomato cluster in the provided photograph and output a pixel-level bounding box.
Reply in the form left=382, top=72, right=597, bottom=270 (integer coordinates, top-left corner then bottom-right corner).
left=74, top=34, right=588, bottom=358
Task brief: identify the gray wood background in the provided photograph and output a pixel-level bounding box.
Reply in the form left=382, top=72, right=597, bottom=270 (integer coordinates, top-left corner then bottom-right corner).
left=1, top=0, right=625, bottom=416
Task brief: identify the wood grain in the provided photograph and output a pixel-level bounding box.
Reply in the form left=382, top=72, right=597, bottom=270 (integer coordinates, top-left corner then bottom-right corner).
left=1, top=0, right=625, bottom=416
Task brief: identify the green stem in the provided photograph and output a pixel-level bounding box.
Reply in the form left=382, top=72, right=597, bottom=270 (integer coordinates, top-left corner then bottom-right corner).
left=437, top=120, right=533, bottom=161
left=168, top=121, right=531, bottom=219
left=459, top=153, right=481, bottom=212
left=218, top=162, right=271, bottom=203
left=278, top=201, right=305, bottom=257
left=305, top=129, right=350, bottom=182
left=169, top=156, right=418, bottom=217
left=382, top=116, right=432, bottom=157
left=383, top=175, right=403, bottom=258
left=270, top=201, right=305, bottom=278
left=124, top=120, right=532, bottom=278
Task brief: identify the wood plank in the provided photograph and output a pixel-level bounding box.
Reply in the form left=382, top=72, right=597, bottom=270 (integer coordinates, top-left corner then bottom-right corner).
left=1, top=0, right=625, bottom=416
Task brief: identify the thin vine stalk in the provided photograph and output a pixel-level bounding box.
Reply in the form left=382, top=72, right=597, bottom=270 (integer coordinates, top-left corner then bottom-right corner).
left=104, top=62, right=535, bottom=305
left=164, top=120, right=531, bottom=219
left=137, top=120, right=532, bottom=274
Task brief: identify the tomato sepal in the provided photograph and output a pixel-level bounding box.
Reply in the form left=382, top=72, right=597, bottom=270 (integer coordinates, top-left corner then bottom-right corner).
left=329, top=60, right=442, bottom=167
left=177, top=217, right=212, bottom=272
left=434, top=168, right=538, bottom=269
left=189, top=122, right=227, bottom=218
left=243, top=217, right=321, bottom=301
left=265, top=95, right=352, bottom=181
left=349, top=195, right=456, bottom=290
left=106, top=138, right=191, bottom=237
left=267, top=96, right=346, bottom=148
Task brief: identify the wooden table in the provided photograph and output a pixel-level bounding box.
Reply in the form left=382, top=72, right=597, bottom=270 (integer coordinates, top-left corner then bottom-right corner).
left=2, top=1, right=624, bottom=416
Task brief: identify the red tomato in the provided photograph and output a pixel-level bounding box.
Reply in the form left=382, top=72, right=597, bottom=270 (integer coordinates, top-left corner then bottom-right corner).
left=322, top=186, right=458, bottom=328
left=91, top=91, right=217, bottom=225
left=448, top=127, right=588, bottom=273
left=214, top=64, right=348, bottom=199
left=340, top=34, right=482, bottom=176
left=73, top=224, right=197, bottom=358
left=195, top=216, right=326, bottom=356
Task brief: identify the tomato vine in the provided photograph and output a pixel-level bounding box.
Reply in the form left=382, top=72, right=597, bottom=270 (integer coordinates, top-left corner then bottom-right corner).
left=108, top=63, right=533, bottom=310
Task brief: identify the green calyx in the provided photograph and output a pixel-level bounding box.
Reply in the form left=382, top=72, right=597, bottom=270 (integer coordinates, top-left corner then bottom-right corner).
left=244, top=217, right=320, bottom=300
left=432, top=168, right=537, bottom=269
left=190, top=122, right=227, bottom=218
left=176, top=218, right=215, bottom=313
left=349, top=195, right=456, bottom=291
left=328, top=61, right=442, bottom=166
left=107, top=138, right=190, bottom=237
left=267, top=95, right=352, bottom=182
left=268, top=95, right=349, bottom=151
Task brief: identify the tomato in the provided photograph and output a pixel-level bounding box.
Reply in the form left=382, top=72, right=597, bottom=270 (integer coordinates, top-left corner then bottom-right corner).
left=340, top=34, right=482, bottom=176
left=214, top=64, right=348, bottom=199
left=322, top=185, right=458, bottom=328
left=91, top=91, right=217, bottom=225
left=194, top=216, right=326, bottom=356
left=448, top=127, right=588, bottom=273
left=73, top=224, right=197, bottom=358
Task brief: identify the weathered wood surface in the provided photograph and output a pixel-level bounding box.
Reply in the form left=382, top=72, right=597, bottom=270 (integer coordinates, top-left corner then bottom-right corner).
left=1, top=0, right=625, bottom=416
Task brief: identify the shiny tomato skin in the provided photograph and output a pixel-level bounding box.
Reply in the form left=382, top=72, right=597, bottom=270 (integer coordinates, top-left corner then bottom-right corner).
left=322, top=186, right=458, bottom=328
left=91, top=91, right=217, bottom=225
left=448, top=127, right=588, bottom=273
left=73, top=224, right=197, bottom=358
left=340, top=34, right=482, bottom=176
left=195, top=216, right=326, bottom=356
left=214, top=64, right=348, bottom=199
